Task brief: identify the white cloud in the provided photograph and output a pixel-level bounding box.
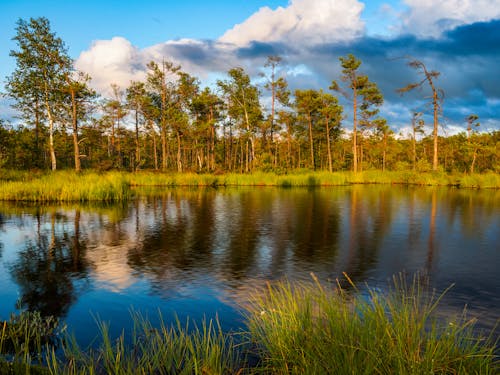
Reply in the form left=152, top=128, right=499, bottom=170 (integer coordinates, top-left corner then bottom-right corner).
left=74, top=36, right=240, bottom=94
left=73, top=0, right=367, bottom=95
left=402, top=0, right=500, bottom=37
left=74, top=37, right=147, bottom=95
left=219, top=0, right=365, bottom=46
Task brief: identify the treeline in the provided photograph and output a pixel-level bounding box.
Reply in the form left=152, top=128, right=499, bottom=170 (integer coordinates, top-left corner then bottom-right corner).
left=1, top=17, right=499, bottom=174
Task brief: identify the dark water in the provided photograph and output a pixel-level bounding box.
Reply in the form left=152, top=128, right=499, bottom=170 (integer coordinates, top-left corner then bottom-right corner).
left=0, top=186, right=499, bottom=345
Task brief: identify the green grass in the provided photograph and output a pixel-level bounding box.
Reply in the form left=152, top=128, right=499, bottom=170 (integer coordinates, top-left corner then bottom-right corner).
left=246, top=273, right=498, bottom=374
left=1, top=275, right=498, bottom=374
left=0, top=171, right=130, bottom=202
left=126, top=170, right=500, bottom=188
left=0, top=169, right=498, bottom=202
left=46, top=314, right=240, bottom=375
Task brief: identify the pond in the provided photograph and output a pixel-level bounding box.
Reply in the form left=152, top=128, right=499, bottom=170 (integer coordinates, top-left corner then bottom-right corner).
left=0, top=186, right=499, bottom=346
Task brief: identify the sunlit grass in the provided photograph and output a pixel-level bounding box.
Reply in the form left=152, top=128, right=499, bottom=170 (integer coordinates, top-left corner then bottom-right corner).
left=0, top=171, right=130, bottom=202
left=246, top=273, right=499, bottom=374
left=1, top=275, right=498, bottom=374
left=0, top=169, right=498, bottom=202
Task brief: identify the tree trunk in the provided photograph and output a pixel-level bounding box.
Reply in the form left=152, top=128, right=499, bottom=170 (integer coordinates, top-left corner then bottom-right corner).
left=325, top=115, right=332, bottom=173
left=135, top=108, right=140, bottom=171
left=176, top=130, right=182, bottom=172
left=308, top=112, right=315, bottom=170
left=243, top=106, right=254, bottom=171
left=35, top=98, right=41, bottom=168
left=382, top=133, right=387, bottom=172
left=412, top=133, right=416, bottom=171
left=470, top=148, right=477, bottom=174
left=352, top=86, right=358, bottom=173
left=152, top=125, right=158, bottom=170
left=210, top=106, right=216, bottom=171
left=44, top=91, right=57, bottom=171
left=432, top=89, right=439, bottom=171
left=70, top=87, right=81, bottom=172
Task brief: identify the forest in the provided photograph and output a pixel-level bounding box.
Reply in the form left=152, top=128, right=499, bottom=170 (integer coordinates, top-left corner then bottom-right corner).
left=1, top=17, right=499, bottom=175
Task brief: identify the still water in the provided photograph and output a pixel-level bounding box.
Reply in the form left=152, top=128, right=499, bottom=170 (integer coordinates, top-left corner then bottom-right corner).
left=0, top=186, right=499, bottom=345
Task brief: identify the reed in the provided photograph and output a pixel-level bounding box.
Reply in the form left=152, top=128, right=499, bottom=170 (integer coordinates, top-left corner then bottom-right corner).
left=45, top=313, right=241, bottom=375
left=0, top=171, right=130, bottom=202
left=0, top=170, right=498, bottom=203
left=0, top=275, right=498, bottom=374
left=246, top=273, right=499, bottom=374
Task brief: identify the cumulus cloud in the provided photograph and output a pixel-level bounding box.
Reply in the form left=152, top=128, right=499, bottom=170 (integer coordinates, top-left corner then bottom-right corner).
left=219, top=0, right=365, bottom=46
left=70, top=1, right=500, bottom=131
left=401, top=0, right=500, bottom=37
left=75, top=37, right=147, bottom=95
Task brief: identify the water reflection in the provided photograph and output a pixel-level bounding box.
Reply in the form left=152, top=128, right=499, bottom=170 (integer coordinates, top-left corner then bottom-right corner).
left=9, top=209, right=90, bottom=317
left=0, top=187, right=498, bottom=334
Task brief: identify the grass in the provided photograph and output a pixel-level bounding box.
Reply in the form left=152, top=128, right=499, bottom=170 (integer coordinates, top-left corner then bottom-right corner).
left=1, top=275, right=498, bottom=374
left=46, top=314, right=240, bottom=375
left=120, top=170, right=500, bottom=189
left=246, top=273, right=498, bottom=374
left=0, top=171, right=130, bottom=202
left=0, top=169, right=498, bottom=202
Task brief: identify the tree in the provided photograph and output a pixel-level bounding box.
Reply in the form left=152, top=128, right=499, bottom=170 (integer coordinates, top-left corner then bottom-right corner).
left=63, top=72, right=97, bottom=172
left=295, top=89, right=321, bottom=170
left=192, top=87, right=224, bottom=171
left=410, top=112, right=425, bottom=170
left=217, top=67, right=262, bottom=172
left=398, top=59, right=443, bottom=171
left=318, top=91, right=343, bottom=172
left=331, top=54, right=383, bottom=173
left=147, top=60, right=181, bottom=171
left=466, top=114, right=480, bottom=143
left=126, top=81, right=147, bottom=171
left=260, top=56, right=289, bottom=163
left=175, top=71, right=200, bottom=172
left=373, top=118, right=392, bottom=172
left=103, top=84, right=127, bottom=168
left=6, top=17, right=72, bottom=170
left=465, top=114, right=481, bottom=173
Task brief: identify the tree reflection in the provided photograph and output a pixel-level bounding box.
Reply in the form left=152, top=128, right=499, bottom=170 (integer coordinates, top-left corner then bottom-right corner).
left=10, top=209, right=89, bottom=318
left=344, top=186, right=394, bottom=284
left=128, top=190, right=217, bottom=292
left=291, top=189, right=340, bottom=265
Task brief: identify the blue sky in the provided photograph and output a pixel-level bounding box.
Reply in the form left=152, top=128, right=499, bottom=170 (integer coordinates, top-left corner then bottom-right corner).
left=1, top=0, right=499, bottom=134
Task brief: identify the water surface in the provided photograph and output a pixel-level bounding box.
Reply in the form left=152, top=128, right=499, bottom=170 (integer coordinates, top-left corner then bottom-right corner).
left=0, top=186, right=498, bottom=345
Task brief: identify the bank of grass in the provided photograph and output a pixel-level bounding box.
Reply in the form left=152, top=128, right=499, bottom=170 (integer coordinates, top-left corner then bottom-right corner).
left=1, top=275, right=498, bottom=374
left=0, top=171, right=130, bottom=202
left=0, top=169, right=499, bottom=201
left=127, top=170, right=500, bottom=188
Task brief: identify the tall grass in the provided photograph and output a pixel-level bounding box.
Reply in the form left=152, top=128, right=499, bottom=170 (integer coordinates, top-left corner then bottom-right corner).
left=46, top=313, right=240, bottom=375
left=0, top=310, right=61, bottom=374
left=113, top=170, right=500, bottom=189
left=1, top=275, right=498, bottom=374
left=246, top=273, right=498, bottom=374
left=0, top=171, right=130, bottom=202
left=0, top=170, right=498, bottom=202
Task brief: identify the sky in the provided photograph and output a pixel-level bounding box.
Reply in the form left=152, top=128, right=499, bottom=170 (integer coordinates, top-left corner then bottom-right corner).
left=1, top=0, right=500, bottom=135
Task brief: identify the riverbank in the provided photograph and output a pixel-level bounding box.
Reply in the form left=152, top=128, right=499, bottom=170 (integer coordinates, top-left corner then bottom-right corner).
left=1, top=275, right=497, bottom=374
left=0, top=170, right=499, bottom=201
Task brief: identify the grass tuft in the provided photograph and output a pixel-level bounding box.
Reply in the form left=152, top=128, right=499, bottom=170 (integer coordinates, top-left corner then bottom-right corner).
left=245, top=273, right=499, bottom=374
